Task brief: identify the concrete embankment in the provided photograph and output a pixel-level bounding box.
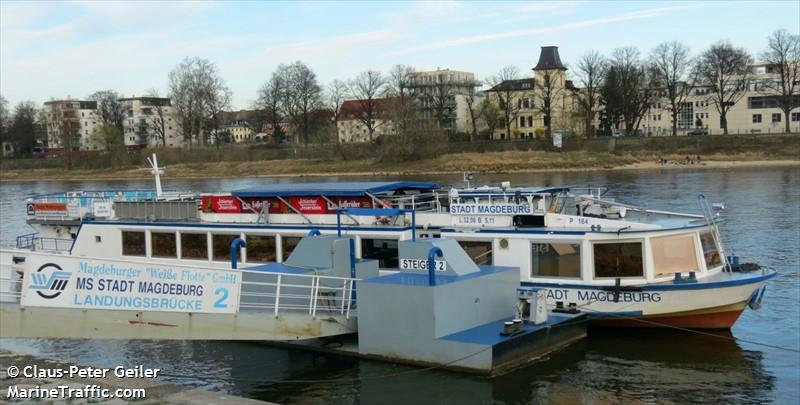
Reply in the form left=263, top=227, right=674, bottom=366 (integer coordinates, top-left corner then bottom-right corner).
left=0, top=350, right=272, bottom=404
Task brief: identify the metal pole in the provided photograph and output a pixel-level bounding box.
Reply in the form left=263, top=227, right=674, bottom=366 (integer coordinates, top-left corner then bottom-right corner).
left=412, top=210, right=416, bottom=241
left=337, top=210, right=342, bottom=237
left=427, top=247, right=443, bottom=286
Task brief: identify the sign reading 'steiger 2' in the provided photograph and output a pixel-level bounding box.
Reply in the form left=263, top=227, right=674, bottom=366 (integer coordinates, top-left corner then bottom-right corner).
left=21, top=256, right=241, bottom=314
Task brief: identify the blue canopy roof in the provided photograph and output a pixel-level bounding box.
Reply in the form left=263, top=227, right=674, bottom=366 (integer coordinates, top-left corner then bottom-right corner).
left=231, top=181, right=440, bottom=198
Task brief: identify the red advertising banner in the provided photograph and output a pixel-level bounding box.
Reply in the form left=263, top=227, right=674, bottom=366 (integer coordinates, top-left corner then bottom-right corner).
left=202, top=195, right=392, bottom=214
left=201, top=196, right=242, bottom=213
left=32, top=202, right=68, bottom=215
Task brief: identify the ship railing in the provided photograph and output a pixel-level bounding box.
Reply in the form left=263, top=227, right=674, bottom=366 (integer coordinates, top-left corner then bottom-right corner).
left=238, top=269, right=358, bottom=319
left=379, top=192, right=443, bottom=213
left=27, top=189, right=199, bottom=220
left=15, top=234, right=73, bottom=252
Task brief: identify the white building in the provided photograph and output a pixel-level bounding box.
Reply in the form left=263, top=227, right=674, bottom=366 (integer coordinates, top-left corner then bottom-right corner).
left=42, top=100, right=102, bottom=151
left=625, top=63, right=799, bottom=136
left=407, top=69, right=483, bottom=133
left=120, top=97, right=181, bottom=149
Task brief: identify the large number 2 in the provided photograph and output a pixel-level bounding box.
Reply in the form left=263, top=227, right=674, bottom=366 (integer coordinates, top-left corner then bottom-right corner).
left=214, top=287, right=229, bottom=308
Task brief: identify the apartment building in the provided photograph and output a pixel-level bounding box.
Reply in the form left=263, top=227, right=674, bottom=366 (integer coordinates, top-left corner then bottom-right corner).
left=485, top=47, right=578, bottom=140
left=42, top=100, right=102, bottom=151
left=337, top=98, right=395, bottom=143
left=119, top=97, right=181, bottom=149
left=407, top=69, right=483, bottom=133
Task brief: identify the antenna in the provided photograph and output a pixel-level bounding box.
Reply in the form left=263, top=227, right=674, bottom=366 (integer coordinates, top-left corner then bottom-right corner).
left=146, top=153, right=164, bottom=197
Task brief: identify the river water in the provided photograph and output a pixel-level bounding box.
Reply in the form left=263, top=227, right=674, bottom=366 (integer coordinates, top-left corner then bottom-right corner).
left=1, top=166, right=798, bottom=404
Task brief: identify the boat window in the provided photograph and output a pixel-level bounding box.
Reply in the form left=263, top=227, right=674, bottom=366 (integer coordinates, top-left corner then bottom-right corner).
left=282, top=236, right=302, bottom=261
left=361, top=238, right=399, bottom=268
left=121, top=231, right=145, bottom=256
left=531, top=243, right=581, bottom=278
left=213, top=234, right=239, bottom=261
left=699, top=232, right=723, bottom=269
left=593, top=242, right=644, bottom=278
left=458, top=240, right=493, bottom=265
left=181, top=233, right=208, bottom=260
left=652, top=234, right=700, bottom=277
left=246, top=235, right=277, bottom=263
left=151, top=232, right=177, bottom=258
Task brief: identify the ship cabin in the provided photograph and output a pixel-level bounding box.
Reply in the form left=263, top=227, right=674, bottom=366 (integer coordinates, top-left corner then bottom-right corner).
left=19, top=181, right=726, bottom=287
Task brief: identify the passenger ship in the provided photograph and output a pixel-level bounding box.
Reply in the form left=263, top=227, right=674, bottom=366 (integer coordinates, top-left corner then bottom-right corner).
left=4, top=157, right=775, bottom=329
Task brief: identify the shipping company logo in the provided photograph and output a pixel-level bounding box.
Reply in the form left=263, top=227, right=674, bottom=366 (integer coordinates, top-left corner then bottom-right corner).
left=29, top=263, right=71, bottom=299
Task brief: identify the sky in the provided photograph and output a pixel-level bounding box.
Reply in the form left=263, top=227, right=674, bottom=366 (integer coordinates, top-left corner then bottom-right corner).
left=1, top=0, right=798, bottom=110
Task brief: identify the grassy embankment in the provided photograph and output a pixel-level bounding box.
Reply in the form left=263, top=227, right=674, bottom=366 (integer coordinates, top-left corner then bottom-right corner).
left=1, top=134, right=798, bottom=181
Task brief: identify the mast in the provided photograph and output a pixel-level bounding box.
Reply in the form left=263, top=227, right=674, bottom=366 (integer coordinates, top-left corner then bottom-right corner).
left=146, top=153, right=164, bottom=197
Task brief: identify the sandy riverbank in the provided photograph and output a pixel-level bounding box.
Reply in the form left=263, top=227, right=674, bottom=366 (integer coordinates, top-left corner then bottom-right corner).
left=1, top=151, right=797, bottom=182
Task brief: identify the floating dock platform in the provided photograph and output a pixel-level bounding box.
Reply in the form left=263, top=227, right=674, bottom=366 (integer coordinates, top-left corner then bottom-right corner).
left=0, top=234, right=586, bottom=376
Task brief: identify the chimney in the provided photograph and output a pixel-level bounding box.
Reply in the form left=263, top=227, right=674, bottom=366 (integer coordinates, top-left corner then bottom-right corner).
left=534, top=46, right=567, bottom=71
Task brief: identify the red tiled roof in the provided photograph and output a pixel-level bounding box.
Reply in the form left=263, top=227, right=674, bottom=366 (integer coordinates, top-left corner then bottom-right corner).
left=339, top=98, right=394, bottom=121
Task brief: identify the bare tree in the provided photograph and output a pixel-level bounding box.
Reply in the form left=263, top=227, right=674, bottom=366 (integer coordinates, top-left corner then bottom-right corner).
left=427, top=72, right=457, bottom=131
left=761, top=29, right=800, bottom=133
left=6, top=101, right=38, bottom=155
left=0, top=95, right=8, bottom=146
left=387, top=64, right=416, bottom=98
left=603, top=47, right=656, bottom=134
left=487, top=65, right=521, bottom=139
left=574, top=51, right=606, bottom=137
left=464, top=80, right=482, bottom=142
left=694, top=41, right=752, bottom=135
left=349, top=70, right=387, bottom=142
left=536, top=69, right=564, bottom=137
left=143, top=88, right=169, bottom=147
left=168, top=57, right=229, bottom=146
left=649, top=42, right=693, bottom=136
left=256, top=72, right=286, bottom=143
left=327, top=80, right=350, bottom=123
left=206, top=81, right=232, bottom=147
left=88, top=90, right=125, bottom=132
left=286, top=61, right=323, bottom=145
left=478, top=98, right=502, bottom=139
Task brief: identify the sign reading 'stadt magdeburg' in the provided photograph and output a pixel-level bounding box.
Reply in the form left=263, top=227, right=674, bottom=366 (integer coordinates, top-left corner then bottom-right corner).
left=22, top=256, right=241, bottom=314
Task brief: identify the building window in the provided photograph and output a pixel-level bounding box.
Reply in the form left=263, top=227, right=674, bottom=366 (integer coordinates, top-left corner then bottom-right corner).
left=772, top=113, right=781, bottom=123
left=361, top=238, right=398, bottom=268
left=531, top=242, right=580, bottom=278
left=528, top=116, right=533, bottom=127
left=457, top=240, right=493, bottom=265
left=519, top=116, right=525, bottom=127
left=752, top=114, right=762, bottom=123
left=792, top=112, right=800, bottom=122
left=180, top=233, right=208, bottom=260
left=151, top=232, right=177, bottom=258
left=593, top=242, right=644, bottom=278
left=121, top=231, right=146, bottom=256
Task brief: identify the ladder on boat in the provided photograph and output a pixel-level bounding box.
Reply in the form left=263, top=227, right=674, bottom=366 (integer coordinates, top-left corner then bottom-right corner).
left=698, top=194, right=730, bottom=271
